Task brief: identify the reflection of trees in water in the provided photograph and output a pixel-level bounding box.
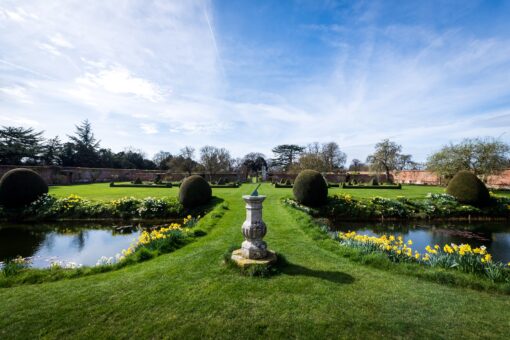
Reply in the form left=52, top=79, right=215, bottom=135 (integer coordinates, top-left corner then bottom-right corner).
left=0, top=228, right=46, bottom=260
left=71, top=231, right=87, bottom=251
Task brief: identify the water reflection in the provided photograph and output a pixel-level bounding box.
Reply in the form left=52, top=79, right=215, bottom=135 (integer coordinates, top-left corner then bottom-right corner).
left=330, top=221, right=510, bottom=262
left=0, top=221, right=176, bottom=268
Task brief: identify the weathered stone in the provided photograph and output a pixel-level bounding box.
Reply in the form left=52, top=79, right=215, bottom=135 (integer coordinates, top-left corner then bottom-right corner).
left=230, top=249, right=277, bottom=268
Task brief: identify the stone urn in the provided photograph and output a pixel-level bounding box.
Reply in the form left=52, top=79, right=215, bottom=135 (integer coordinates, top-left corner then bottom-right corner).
left=241, top=195, right=267, bottom=259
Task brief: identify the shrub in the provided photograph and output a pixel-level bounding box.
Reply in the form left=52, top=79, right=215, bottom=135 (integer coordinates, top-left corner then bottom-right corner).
left=446, top=171, right=491, bottom=206
left=179, top=175, right=212, bottom=208
left=285, top=179, right=292, bottom=186
left=133, top=178, right=142, bottom=185
left=0, top=168, right=48, bottom=208
left=293, top=170, right=328, bottom=207
left=217, top=177, right=227, bottom=185
left=369, top=177, right=379, bottom=186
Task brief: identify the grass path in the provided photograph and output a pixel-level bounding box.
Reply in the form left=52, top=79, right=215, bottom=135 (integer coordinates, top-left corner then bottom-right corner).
left=1, top=184, right=509, bottom=338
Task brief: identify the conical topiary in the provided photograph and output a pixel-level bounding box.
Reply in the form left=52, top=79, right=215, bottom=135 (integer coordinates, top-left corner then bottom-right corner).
left=446, top=170, right=491, bottom=206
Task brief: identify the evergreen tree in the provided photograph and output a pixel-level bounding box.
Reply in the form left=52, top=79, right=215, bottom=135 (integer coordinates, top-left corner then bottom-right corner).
left=271, top=144, right=304, bottom=171
left=0, top=126, right=44, bottom=165
left=41, top=136, right=63, bottom=165
left=67, top=120, right=100, bottom=167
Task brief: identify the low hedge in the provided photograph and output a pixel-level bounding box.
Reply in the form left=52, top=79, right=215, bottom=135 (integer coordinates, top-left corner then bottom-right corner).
left=110, top=182, right=172, bottom=188
left=274, top=183, right=293, bottom=188
left=210, top=183, right=241, bottom=188
left=342, top=183, right=402, bottom=189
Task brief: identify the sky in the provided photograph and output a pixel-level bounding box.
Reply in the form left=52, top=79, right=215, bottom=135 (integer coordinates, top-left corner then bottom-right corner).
left=1, top=0, right=510, bottom=164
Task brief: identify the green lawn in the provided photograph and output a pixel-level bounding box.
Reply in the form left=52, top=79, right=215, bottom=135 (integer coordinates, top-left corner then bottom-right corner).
left=1, top=183, right=509, bottom=338
left=50, top=182, right=510, bottom=201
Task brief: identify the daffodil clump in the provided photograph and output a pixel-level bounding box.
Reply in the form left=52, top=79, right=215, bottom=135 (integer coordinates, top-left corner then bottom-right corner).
left=337, top=231, right=510, bottom=282
left=19, top=194, right=184, bottom=220
left=308, top=193, right=510, bottom=220
left=113, top=215, right=200, bottom=265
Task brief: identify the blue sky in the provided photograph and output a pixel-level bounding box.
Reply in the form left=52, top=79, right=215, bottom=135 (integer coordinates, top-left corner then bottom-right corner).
left=1, top=0, right=510, bottom=163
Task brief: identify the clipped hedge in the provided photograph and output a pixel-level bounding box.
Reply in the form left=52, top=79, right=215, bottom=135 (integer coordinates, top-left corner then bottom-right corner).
left=342, top=183, right=402, bottom=189
left=179, top=175, right=212, bottom=208
left=446, top=171, right=491, bottom=206
left=110, top=182, right=172, bottom=188
left=293, top=170, right=328, bottom=207
left=0, top=168, right=48, bottom=208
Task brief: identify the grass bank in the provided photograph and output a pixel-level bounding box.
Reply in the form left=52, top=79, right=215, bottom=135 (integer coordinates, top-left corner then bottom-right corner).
left=1, top=184, right=509, bottom=338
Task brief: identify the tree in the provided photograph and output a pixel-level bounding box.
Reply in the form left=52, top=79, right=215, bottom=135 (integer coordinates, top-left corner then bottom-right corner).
left=296, top=153, right=328, bottom=172
left=200, top=146, right=231, bottom=181
left=321, top=142, right=346, bottom=171
left=366, top=139, right=403, bottom=182
left=0, top=126, right=44, bottom=165
left=427, top=137, right=510, bottom=182
left=41, top=136, right=63, bottom=165
left=296, top=142, right=346, bottom=172
left=153, top=151, right=173, bottom=170
left=271, top=144, right=304, bottom=171
left=242, top=153, right=268, bottom=178
left=397, top=154, right=418, bottom=171
left=67, top=120, right=100, bottom=167
left=349, top=159, right=368, bottom=172
left=166, top=147, right=198, bottom=175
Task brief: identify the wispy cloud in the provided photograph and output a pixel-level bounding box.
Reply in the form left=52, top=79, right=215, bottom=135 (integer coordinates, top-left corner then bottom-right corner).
left=140, top=123, right=158, bottom=135
left=0, top=0, right=509, bottom=161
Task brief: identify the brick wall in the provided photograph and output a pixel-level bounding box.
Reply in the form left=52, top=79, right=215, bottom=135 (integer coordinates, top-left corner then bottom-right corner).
left=393, top=170, right=510, bottom=189
left=0, top=165, right=244, bottom=185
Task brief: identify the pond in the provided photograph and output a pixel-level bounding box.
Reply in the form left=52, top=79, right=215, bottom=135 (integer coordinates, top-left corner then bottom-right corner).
left=330, top=221, right=510, bottom=262
left=0, top=222, right=170, bottom=268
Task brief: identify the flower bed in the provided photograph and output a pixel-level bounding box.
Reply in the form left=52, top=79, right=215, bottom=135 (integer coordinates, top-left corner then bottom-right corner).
left=0, top=194, right=185, bottom=221
left=284, top=192, right=510, bottom=220
left=336, top=231, right=510, bottom=283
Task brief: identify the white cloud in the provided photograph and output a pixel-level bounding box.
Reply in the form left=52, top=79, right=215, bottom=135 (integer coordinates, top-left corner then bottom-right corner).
left=0, top=86, right=32, bottom=103
left=140, top=123, right=158, bottom=135
left=76, top=66, right=166, bottom=103
left=50, top=33, right=73, bottom=49
left=0, top=115, right=39, bottom=126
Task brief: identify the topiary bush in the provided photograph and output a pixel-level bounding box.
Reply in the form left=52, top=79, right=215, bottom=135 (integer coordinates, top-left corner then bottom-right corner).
left=179, top=175, right=212, bottom=208
left=0, top=168, right=48, bottom=208
left=133, top=178, right=142, bottom=185
left=446, top=170, right=491, bottom=206
left=293, top=170, right=328, bottom=207
left=369, top=177, right=379, bottom=186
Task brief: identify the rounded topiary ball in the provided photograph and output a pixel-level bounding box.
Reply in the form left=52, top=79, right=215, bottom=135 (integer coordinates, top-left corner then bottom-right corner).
left=0, top=168, right=48, bottom=208
left=446, top=170, right=491, bottom=206
left=293, top=170, right=328, bottom=207
left=179, top=175, right=212, bottom=208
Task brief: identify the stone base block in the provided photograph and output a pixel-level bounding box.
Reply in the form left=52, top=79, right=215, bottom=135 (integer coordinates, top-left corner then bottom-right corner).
left=230, top=249, right=277, bottom=269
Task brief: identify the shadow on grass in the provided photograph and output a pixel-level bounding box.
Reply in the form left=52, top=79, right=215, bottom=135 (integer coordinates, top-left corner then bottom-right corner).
left=185, top=196, right=225, bottom=217
left=281, top=262, right=355, bottom=284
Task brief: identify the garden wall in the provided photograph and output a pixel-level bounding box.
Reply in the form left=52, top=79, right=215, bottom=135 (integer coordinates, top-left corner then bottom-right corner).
left=394, top=170, right=510, bottom=189
left=0, top=165, right=244, bottom=185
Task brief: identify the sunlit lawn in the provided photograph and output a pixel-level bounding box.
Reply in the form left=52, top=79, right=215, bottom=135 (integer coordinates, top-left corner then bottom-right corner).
left=1, top=183, right=509, bottom=338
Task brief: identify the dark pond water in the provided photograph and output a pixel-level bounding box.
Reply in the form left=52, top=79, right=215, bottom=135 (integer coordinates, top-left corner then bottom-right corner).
left=0, top=222, right=172, bottom=268
left=330, top=221, right=510, bottom=262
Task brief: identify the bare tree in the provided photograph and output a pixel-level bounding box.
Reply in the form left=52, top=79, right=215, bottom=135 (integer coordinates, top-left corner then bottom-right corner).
left=200, top=146, right=231, bottom=181
left=366, top=139, right=403, bottom=182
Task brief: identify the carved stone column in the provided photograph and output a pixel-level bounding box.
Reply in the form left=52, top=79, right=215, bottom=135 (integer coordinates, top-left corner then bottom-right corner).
left=241, top=195, right=267, bottom=259
left=231, top=193, right=276, bottom=267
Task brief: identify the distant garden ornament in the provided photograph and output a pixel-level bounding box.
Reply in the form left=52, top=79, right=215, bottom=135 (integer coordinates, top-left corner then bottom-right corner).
left=231, top=186, right=277, bottom=267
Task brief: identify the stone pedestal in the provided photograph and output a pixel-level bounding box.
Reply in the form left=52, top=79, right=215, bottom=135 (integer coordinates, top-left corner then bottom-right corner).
left=241, top=195, right=267, bottom=259
left=231, top=195, right=276, bottom=267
